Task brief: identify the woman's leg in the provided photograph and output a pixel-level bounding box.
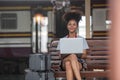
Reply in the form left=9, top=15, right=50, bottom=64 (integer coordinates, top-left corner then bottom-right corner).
left=64, top=60, right=73, bottom=80
left=64, top=54, right=82, bottom=80
left=69, top=54, right=82, bottom=80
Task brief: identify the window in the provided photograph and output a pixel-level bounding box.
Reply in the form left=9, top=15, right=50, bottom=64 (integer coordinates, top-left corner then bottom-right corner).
left=78, top=16, right=92, bottom=38
left=1, top=13, right=17, bottom=29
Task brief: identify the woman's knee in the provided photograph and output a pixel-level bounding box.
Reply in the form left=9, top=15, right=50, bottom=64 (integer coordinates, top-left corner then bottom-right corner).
left=70, top=54, right=77, bottom=60
left=65, top=60, right=71, bottom=66
left=65, top=61, right=71, bottom=69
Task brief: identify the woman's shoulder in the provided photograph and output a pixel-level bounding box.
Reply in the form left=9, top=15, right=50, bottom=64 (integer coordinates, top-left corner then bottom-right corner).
left=77, top=35, right=84, bottom=38
left=60, top=35, right=85, bottom=39
left=77, top=36, right=87, bottom=41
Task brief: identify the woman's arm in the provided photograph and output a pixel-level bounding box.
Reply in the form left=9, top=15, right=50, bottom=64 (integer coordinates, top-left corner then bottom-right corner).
left=81, top=50, right=87, bottom=59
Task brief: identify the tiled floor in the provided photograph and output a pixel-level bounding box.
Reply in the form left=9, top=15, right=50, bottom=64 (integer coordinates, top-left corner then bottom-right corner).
left=0, top=72, right=55, bottom=80
left=0, top=74, right=25, bottom=80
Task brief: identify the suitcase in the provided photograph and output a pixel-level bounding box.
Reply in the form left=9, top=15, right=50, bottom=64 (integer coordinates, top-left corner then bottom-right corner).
left=25, top=70, right=55, bottom=80
left=29, top=53, right=51, bottom=71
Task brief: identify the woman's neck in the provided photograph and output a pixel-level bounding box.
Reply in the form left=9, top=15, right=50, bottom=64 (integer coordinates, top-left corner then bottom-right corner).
left=68, top=32, right=77, bottom=38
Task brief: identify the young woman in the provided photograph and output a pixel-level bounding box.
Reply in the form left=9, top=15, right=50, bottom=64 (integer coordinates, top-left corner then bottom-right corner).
left=57, top=10, right=89, bottom=80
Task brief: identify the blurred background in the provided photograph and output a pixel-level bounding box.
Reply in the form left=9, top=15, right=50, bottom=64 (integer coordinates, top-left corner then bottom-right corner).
left=0, top=0, right=109, bottom=80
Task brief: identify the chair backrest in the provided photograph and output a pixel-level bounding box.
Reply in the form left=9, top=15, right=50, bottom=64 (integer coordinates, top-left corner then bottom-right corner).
left=86, top=39, right=109, bottom=70
left=48, top=39, right=61, bottom=71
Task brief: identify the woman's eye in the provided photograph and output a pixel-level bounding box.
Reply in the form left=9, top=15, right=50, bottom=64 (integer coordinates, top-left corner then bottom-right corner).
left=68, top=23, right=76, bottom=26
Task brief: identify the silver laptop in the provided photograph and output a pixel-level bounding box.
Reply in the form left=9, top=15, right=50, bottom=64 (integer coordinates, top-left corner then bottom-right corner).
left=59, top=38, right=83, bottom=54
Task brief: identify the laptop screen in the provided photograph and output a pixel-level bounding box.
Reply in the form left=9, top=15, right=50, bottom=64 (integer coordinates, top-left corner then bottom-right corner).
left=59, top=38, right=83, bottom=54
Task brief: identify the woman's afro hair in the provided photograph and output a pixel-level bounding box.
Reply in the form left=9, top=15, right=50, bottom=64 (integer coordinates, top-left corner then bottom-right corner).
left=63, top=10, right=82, bottom=23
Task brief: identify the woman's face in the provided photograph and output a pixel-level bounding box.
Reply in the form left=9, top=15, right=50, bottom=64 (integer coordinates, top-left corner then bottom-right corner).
left=67, top=19, right=78, bottom=33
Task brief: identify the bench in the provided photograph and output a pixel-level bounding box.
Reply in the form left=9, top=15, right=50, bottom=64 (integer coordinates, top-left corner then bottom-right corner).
left=49, top=38, right=109, bottom=79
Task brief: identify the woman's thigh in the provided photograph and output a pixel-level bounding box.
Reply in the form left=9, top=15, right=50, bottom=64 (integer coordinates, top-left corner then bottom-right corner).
left=62, top=54, right=79, bottom=69
left=63, top=54, right=77, bottom=61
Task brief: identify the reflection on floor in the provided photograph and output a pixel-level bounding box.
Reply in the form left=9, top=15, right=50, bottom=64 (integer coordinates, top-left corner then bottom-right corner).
left=0, top=75, right=108, bottom=80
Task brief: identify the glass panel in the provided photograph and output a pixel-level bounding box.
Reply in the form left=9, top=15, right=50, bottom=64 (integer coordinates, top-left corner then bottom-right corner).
left=1, top=13, right=17, bottom=29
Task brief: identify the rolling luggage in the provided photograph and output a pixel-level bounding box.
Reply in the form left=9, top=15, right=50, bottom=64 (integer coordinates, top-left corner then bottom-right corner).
left=25, top=70, right=55, bottom=80
left=29, top=53, right=51, bottom=71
